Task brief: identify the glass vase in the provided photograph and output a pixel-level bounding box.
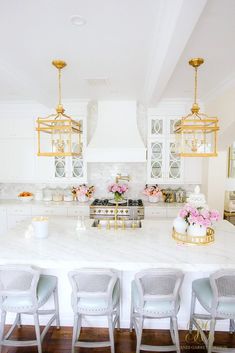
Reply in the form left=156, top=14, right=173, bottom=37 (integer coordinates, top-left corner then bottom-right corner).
left=114, top=192, right=124, bottom=202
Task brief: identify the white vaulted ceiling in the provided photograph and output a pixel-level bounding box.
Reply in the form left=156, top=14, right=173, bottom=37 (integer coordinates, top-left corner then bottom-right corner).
left=0, top=0, right=234, bottom=106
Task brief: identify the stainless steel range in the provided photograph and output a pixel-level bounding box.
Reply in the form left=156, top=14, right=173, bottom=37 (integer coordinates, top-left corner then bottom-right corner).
left=90, top=199, right=144, bottom=220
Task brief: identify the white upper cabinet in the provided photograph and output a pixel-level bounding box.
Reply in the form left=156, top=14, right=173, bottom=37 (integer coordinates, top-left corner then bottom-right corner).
left=147, top=105, right=202, bottom=185
left=147, top=116, right=183, bottom=184
left=0, top=102, right=88, bottom=183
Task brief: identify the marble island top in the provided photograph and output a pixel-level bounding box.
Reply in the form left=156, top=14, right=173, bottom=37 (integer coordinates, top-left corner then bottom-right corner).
left=1, top=218, right=235, bottom=271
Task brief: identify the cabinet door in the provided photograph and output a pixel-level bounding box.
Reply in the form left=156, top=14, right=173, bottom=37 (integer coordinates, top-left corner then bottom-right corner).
left=149, top=117, right=165, bottom=138
left=0, top=208, right=7, bottom=236
left=167, top=117, right=180, bottom=136
left=165, top=140, right=183, bottom=183
left=7, top=215, right=31, bottom=230
left=0, top=139, right=35, bottom=182
left=145, top=207, right=167, bottom=218
left=147, top=140, right=165, bottom=183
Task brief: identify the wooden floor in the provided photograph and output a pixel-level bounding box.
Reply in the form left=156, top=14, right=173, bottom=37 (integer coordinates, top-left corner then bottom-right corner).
left=2, top=326, right=235, bottom=353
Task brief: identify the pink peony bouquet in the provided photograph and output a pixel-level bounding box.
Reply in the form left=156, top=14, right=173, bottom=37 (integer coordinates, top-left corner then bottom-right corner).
left=143, top=184, right=162, bottom=198
left=72, top=184, right=95, bottom=199
left=179, top=204, right=220, bottom=227
left=108, top=183, right=128, bottom=202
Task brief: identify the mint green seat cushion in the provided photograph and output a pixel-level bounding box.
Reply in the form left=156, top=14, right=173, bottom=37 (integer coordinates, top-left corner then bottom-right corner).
left=2, top=275, right=57, bottom=312
left=132, top=281, right=177, bottom=316
left=76, top=280, right=120, bottom=313
left=193, top=278, right=235, bottom=317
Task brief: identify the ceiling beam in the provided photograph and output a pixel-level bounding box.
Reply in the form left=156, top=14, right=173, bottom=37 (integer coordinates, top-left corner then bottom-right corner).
left=142, top=0, right=208, bottom=106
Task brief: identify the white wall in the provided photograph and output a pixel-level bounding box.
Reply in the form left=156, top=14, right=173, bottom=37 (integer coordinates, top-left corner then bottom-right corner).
left=204, top=86, right=235, bottom=212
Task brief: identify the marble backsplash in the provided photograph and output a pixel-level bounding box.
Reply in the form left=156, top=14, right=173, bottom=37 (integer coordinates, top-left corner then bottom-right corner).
left=0, top=162, right=195, bottom=200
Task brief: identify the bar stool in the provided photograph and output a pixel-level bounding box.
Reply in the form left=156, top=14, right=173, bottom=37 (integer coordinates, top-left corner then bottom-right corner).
left=0, top=264, right=60, bottom=353
left=130, top=268, right=184, bottom=353
left=68, top=268, right=120, bottom=353
left=189, top=269, right=235, bottom=353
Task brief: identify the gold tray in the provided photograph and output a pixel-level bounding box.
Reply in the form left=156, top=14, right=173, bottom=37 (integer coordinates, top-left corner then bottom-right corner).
left=172, top=227, right=215, bottom=246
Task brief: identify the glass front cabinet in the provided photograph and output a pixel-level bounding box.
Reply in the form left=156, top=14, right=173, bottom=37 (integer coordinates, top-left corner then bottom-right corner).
left=147, top=116, right=183, bottom=184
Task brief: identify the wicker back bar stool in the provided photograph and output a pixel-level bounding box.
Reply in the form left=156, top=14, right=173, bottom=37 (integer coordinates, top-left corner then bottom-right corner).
left=130, top=268, right=184, bottom=353
left=0, top=264, right=60, bottom=353
left=68, top=268, right=120, bottom=353
left=190, top=269, right=235, bottom=353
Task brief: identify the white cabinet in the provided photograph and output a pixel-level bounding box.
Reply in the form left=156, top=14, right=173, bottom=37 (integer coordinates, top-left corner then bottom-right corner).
left=67, top=207, right=89, bottom=217
left=32, top=206, right=68, bottom=217
left=35, top=117, right=87, bottom=183
left=147, top=116, right=183, bottom=184
left=0, top=208, right=7, bottom=235
left=7, top=206, right=31, bottom=229
left=145, top=206, right=167, bottom=219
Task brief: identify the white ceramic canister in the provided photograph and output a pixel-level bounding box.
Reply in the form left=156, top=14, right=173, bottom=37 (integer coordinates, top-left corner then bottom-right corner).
left=32, top=217, right=49, bottom=238
left=187, top=223, right=207, bottom=237
left=148, top=195, right=161, bottom=203
left=173, top=217, right=188, bottom=234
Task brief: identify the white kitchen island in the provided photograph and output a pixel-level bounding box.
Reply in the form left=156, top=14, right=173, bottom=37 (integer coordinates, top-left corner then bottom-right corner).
left=1, top=217, right=235, bottom=330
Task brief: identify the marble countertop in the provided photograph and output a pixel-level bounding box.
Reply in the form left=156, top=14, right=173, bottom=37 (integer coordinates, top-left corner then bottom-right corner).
left=0, top=199, right=183, bottom=208
left=1, top=217, right=235, bottom=271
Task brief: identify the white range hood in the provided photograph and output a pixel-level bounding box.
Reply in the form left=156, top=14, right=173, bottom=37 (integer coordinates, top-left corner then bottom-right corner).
left=86, top=101, right=146, bottom=162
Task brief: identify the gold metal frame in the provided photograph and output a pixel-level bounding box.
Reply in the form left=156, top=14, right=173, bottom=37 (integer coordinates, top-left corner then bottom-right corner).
left=172, top=227, right=214, bottom=246
left=36, top=60, right=82, bottom=157
left=174, top=58, right=219, bottom=157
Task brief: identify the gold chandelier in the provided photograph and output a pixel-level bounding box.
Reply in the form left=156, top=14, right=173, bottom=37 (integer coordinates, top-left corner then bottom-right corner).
left=36, top=60, right=82, bottom=157
left=174, top=58, right=219, bottom=157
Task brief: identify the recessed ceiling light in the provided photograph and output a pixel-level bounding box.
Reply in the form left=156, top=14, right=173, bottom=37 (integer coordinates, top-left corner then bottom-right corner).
left=70, top=15, right=86, bottom=26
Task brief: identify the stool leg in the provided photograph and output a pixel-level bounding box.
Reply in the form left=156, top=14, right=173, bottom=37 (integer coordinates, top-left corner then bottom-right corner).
left=136, top=316, right=143, bottom=353
left=33, top=313, right=42, bottom=353
left=72, top=314, right=80, bottom=353
left=0, top=310, right=6, bottom=353
left=53, top=287, right=60, bottom=329
left=208, top=318, right=216, bottom=353
left=17, top=313, right=21, bottom=328
left=189, top=290, right=196, bottom=333
left=130, top=298, right=134, bottom=332
left=117, top=304, right=120, bottom=330
left=172, top=316, right=180, bottom=353
left=108, top=314, right=115, bottom=353
left=229, top=319, right=234, bottom=334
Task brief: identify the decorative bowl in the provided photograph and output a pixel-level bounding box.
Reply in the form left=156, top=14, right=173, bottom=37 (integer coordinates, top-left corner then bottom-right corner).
left=18, top=195, right=34, bottom=202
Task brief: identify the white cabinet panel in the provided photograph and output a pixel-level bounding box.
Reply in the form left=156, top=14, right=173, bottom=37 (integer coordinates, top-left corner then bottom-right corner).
left=7, top=215, right=31, bottom=230
left=166, top=208, right=181, bottom=218
left=7, top=206, right=32, bottom=229
left=0, top=116, right=33, bottom=138
left=67, top=207, right=89, bottom=217
left=145, top=207, right=167, bottom=218
left=0, top=139, right=35, bottom=181
left=8, top=206, right=32, bottom=215
left=0, top=208, right=7, bottom=235
left=32, top=206, right=67, bottom=216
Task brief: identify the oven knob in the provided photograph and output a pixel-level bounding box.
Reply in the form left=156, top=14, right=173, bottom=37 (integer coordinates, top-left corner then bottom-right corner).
left=94, top=210, right=96, bottom=213
left=125, top=210, right=128, bottom=213
left=105, top=210, right=108, bottom=213
left=120, top=210, right=123, bottom=213
left=110, top=210, right=113, bottom=213
left=98, top=210, right=101, bottom=213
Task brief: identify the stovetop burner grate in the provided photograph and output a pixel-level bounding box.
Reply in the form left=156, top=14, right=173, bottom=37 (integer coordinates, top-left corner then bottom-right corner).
left=91, top=199, right=143, bottom=207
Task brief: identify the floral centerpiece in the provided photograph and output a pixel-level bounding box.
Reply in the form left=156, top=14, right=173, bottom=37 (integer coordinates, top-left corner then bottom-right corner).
left=143, top=184, right=163, bottom=203
left=108, top=183, right=128, bottom=202
left=174, top=204, right=220, bottom=237
left=72, top=184, right=95, bottom=202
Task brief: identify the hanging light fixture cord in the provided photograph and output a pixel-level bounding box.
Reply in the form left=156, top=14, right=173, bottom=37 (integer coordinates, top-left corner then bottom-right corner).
left=194, top=67, right=198, bottom=105
left=58, top=68, right=62, bottom=106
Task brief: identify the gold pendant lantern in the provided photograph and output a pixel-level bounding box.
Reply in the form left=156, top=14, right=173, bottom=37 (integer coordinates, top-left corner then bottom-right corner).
left=36, top=60, right=82, bottom=157
left=174, top=58, right=219, bottom=157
